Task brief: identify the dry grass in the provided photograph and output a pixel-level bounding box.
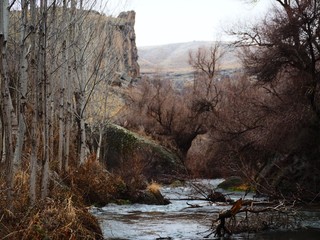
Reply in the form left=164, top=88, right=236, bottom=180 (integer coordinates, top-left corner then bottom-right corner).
left=147, top=182, right=161, bottom=194
left=0, top=167, right=103, bottom=240
left=0, top=155, right=156, bottom=239
left=65, top=158, right=128, bottom=206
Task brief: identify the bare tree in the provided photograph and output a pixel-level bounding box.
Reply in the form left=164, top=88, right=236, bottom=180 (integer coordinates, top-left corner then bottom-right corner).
left=29, top=0, right=38, bottom=205
left=0, top=0, right=132, bottom=205
left=125, top=76, right=213, bottom=159
left=38, top=0, right=50, bottom=200
left=217, top=0, right=320, bottom=199
left=233, top=0, right=320, bottom=117
left=0, top=0, right=14, bottom=209
left=13, top=0, right=28, bottom=170
left=189, top=43, right=224, bottom=83
left=188, top=43, right=223, bottom=116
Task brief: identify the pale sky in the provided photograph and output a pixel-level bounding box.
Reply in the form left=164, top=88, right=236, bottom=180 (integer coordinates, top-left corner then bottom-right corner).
left=105, top=0, right=273, bottom=47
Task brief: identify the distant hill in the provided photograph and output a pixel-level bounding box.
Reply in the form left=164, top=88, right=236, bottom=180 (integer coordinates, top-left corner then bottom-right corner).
left=137, top=41, right=241, bottom=73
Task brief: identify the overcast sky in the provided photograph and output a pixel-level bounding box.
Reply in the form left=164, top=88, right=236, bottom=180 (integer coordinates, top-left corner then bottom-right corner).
left=106, top=0, right=273, bottom=47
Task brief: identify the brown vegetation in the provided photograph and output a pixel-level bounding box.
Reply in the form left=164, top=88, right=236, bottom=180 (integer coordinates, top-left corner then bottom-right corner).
left=1, top=152, right=173, bottom=239
left=0, top=168, right=103, bottom=239
left=123, top=0, right=320, bottom=202
left=65, top=157, right=128, bottom=206
left=207, top=199, right=300, bottom=238
left=123, top=44, right=222, bottom=161
left=0, top=2, right=142, bottom=239
left=2, top=0, right=320, bottom=238
left=222, top=0, right=320, bottom=199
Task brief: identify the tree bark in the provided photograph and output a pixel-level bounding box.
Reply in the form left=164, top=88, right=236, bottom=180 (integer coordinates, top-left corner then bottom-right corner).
left=38, top=0, right=50, bottom=200
left=58, top=0, right=68, bottom=172
left=29, top=0, right=38, bottom=206
left=13, top=0, right=29, bottom=170
left=0, top=0, right=14, bottom=209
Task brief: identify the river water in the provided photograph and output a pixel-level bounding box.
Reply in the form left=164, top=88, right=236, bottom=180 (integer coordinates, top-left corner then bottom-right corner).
left=91, top=179, right=320, bottom=240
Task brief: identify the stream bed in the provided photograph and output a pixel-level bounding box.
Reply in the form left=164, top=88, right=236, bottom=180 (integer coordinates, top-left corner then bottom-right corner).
left=91, top=179, right=320, bottom=240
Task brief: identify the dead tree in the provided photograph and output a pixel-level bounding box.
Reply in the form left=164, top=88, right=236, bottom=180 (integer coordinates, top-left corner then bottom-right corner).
left=205, top=198, right=300, bottom=238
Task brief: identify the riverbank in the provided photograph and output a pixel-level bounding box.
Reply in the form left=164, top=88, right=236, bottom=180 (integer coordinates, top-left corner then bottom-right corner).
left=1, top=162, right=319, bottom=239
left=0, top=160, right=169, bottom=239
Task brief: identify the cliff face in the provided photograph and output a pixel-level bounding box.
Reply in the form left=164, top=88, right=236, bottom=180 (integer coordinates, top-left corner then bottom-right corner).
left=106, top=11, right=140, bottom=84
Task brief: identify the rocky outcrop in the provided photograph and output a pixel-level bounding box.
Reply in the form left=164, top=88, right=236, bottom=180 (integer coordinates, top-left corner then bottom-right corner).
left=94, top=124, right=185, bottom=183
left=106, top=11, right=140, bottom=85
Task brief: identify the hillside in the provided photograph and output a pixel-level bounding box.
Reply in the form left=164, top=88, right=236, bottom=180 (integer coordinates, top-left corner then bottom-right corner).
left=137, top=41, right=241, bottom=73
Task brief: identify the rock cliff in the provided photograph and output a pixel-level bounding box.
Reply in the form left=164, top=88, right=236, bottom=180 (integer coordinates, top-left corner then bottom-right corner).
left=106, top=11, right=140, bottom=85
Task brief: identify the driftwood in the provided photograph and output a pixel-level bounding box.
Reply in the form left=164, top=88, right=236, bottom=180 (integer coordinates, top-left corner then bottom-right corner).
left=205, top=198, right=299, bottom=238
left=186, top=202, right=202, bottom=208
left=207, top=198, right=243, bottom=237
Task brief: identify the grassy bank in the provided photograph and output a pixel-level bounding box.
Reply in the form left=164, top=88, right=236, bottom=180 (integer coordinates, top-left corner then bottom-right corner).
left=0, top=159, right=168, bottom=239
left=0, top=165, right=104, bottom=239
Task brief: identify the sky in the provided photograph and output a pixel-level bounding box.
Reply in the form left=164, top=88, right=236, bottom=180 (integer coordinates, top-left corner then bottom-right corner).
left=105, top=0, right=273, bottom=47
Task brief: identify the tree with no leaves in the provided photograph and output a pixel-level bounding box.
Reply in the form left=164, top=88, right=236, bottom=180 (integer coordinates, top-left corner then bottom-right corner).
left=226, top=0, right=320, bottom=199
left=0, top=0, right=14, bottom=209
left=125, top=43, right=223, bottom=161
left=0, top=0, right=131, bottom=208
left=234, top=0, right=320, bottom=118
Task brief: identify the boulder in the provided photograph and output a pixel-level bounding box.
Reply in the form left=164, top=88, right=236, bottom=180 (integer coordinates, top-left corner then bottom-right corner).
left=96, top=124, right=185, bottom=182
left=134, top=189, right=170, bottom=205
left=207, top=191, right=227, bottom=202
left=217, top=176, right=244, bottom=190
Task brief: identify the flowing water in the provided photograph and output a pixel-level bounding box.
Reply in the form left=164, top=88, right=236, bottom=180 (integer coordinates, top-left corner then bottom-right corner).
left=91, top=179, right=320, bottom=240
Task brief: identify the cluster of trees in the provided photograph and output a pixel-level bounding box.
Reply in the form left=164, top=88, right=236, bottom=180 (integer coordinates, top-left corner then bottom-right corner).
left=0, top=0, right=125, bottom=209
left=124, top=0, right=320, bottom=199
left=123, top=44, right=222, bottom=159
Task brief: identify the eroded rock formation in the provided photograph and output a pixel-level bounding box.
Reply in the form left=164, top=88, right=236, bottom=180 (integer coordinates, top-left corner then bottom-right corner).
left=106, top=11, right=140, bottom=85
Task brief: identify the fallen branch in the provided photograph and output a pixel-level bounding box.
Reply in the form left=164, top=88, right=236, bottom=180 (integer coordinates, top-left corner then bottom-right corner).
left=186, top=202, right=202, bottom=208
left=205, top=198, right=300, bottom=238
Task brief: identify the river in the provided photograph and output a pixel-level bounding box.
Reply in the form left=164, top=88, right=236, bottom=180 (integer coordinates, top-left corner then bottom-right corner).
left=91, top=179, right=320, bottom=240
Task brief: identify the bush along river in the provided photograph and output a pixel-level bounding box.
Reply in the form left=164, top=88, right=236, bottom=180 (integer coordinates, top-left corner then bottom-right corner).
left=91, top=179, right=320, bottom=240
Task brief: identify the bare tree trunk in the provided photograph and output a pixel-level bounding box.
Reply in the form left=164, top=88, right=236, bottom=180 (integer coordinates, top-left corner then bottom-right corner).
left=0, top=110, right=3, bottom=163
left=58, top=0, right=68, bottom=172
left=80, top=103, right=87, bottom=164
left=13, top=0, right=29, bottom=170
left=79, top=0, right=88, bottom=165
left=0, top=69, right=14, bottom=209
left=0, top=0, right=14, bottom=209
left=73, top=0, right=89, bottom=165
left=96, top=127, right=103, bottom=161
left=75, top=90, right=87, bottom=165
left=65, top=71, right=71, bottom=171
left=96, top=82, right=111, bottom=161
left=48, top=1, right=57, bottom=171
left=29, top=0, right=38, bottom=205
left=38, top=0, right=50, bottom=200
left=64, top=0, right=77, bottom=170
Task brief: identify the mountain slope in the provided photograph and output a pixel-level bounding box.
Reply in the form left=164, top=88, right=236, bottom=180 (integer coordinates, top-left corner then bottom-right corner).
left=138, top=41, right=241, bottom=73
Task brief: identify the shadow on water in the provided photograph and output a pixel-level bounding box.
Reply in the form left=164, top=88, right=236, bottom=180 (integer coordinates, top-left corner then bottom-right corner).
left=91, top=179, right=320, bottom=240
left=254, top=228, right=320, bottom=240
